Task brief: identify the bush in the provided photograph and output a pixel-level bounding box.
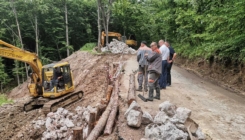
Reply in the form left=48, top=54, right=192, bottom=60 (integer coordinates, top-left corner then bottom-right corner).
left=80, top=43, right=96, bottom=52
left=0, top=94, right=13, bottom=106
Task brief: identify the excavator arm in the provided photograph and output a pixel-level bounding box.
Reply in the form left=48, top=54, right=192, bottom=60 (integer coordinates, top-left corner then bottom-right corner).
left=0, top=40, right=43, bottom=97
left=101, top=31, right=122, bottom=46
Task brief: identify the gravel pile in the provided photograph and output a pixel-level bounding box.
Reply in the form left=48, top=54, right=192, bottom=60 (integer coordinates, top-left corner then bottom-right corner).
left=101, top=39, right=137, bottom=54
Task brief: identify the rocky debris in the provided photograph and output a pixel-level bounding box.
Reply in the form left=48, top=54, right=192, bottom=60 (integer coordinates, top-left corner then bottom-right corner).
left=124, top=101, right=142, bottom=118
left=101, top=39, right=137, bottom=54
left=159, top=101, right=176, bottom=117
left=142, top=111, right=153, bottom=125
left=144, top=101, right=206, bottom=140
left=124, top=101, right=143, bottom=128
left=29, top=105, right=97, bottom=140
left=145, top=122, right=188, bottom=140
left=173, top=107, right=192, bottom=124
left=126, top=110, right=142, bottom=127
left=154, top=111, right=169, bottom=124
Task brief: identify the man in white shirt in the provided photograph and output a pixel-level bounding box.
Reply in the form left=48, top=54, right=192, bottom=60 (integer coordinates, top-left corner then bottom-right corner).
left=158, top=40, right=169, bottom=89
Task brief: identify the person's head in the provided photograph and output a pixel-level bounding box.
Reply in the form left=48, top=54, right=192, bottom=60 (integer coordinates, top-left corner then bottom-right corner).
left=165, top=41, right=170, bottom=47
left=141, top=41, right=147, bottom=47
left=158, top=39, right=164, bottom=47
left=150, top=42, right=158, bottom=51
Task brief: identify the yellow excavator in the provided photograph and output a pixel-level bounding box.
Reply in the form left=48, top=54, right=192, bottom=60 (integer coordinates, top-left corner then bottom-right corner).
left=0, top=40, right=83, bottom=113
left=101, top=31, right=137, bottom=48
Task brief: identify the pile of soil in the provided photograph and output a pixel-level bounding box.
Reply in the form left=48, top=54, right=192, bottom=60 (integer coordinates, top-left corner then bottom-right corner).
left=0, top=51, right=130, bottom=140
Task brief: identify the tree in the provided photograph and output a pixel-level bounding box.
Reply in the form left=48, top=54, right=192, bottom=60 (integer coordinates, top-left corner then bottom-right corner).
left=0, top=58, right=11, bottom=93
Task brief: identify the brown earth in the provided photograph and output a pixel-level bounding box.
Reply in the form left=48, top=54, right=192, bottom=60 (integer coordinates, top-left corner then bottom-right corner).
left=2, top=52, right=245, bottom=140
left=0, top=51, right=129, bottom=140
left=117, top=55, right=245, bottom=140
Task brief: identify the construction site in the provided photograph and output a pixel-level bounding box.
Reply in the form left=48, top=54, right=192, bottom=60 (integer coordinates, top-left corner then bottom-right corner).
left=0, top=39, right=244, bottom=140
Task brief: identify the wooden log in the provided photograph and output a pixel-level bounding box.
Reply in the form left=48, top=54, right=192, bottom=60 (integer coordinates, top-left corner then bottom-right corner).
left=87, top=88, right=116, bottom=140
left=100, top=98, right=108, bottom=105
left=73, top=127, right=83, bottom=140
left=106, top=85, right=113, bottom=101
left=87, top=112, right=96, bottom=136
left=127, top=74, right=136, bottom=106
left=96, top=104, right=107, bottom=121
left=86, top=103, right=112, bottom=140
left=103, top=80, right=119, bottom=135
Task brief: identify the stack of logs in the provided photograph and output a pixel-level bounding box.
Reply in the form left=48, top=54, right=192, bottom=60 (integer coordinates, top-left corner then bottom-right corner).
left=73, top=62, right=124, bottom=140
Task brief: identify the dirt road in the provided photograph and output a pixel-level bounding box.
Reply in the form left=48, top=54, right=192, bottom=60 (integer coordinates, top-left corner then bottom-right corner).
left=119, top=55, right=245, bottom=140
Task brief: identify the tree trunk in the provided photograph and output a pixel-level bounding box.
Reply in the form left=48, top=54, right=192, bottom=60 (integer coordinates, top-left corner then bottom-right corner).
left=87, top=84, right=117, bottom=140
left=0, top=82, right=2, bottom=93
left=104, top=80, right=119, bottom=135
left=72, top=127, right=83, bottom=140
left=35, top=15, right=39, bottom=55
left=127, top=74, right=136, bottom=106
left=96, top=104, right=106, bottom=121
left=106, top=85, right=113, bottom=102
left=87, top=112, right=96, bottom=137
left=65, top=1, right=70, bottom=57
left=97, top=0, right=101, bottom=49
left=11, top=0, right=28, bottom=80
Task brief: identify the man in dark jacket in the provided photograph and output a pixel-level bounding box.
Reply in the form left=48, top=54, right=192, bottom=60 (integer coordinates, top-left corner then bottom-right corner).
left=165, top=41, right=177, bottom=86
left=145, top=42, right=162, bottom=101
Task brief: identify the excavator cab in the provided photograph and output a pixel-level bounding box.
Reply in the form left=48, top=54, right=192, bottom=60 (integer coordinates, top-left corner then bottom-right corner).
left=42, top=62, right=75, bottom=98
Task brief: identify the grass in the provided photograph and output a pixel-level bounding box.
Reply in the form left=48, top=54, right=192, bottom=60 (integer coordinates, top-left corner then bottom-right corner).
left=0, top=94, right=13, bottom=106
left=80, top=43, right=96, bottom=52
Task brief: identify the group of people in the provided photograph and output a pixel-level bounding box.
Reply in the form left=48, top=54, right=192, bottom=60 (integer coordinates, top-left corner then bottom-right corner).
left=136, top=40, right=176, bottom=101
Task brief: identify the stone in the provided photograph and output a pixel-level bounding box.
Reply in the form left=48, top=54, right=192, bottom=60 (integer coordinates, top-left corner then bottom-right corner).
left=45, top=117, right=52, bottom=128
left=174, top=107, right=192, bottom=123
left=154, top=111, right=169, bottom=124
left=145, top=122, right=188, bottom=140
left=47, top=112, right=54, bottom=118
left=159, top=101, right=176, bottom=117
left=124, top=101, right=142, bottom=118
left=64, top=118, right=74, bottom=128
left=127, top=110, right=142, bottom=128
left=196, top=128, right=205, bottom=140
left=101, top=39, right=137, bottom=54
left=56, top=108, right=64, bottom=115
left=142, top=111, right=153, bottom=125
left=60, top=126, right=68, bottom=132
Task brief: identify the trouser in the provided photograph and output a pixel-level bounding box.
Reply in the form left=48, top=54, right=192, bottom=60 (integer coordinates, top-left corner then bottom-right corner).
left=148, top=71, right=160, bottom=98
left=159, top=60, right=168, bottom=88
left=138, top=65, right=148, bottom=89
left=50, top=79, right=58, bottom=90
left=167, top=62, right=173, bottom=85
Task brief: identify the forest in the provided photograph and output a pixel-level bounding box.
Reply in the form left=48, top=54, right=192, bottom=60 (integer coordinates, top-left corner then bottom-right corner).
left=0, top=0, right=244, bottom=92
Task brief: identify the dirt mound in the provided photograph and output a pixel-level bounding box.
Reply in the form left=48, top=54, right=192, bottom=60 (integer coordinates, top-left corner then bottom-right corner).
left=1, top=51, right=130, bottom=140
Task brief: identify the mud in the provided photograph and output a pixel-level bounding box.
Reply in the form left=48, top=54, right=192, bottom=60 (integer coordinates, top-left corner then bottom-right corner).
left=1, top=51, right=129, bottom=140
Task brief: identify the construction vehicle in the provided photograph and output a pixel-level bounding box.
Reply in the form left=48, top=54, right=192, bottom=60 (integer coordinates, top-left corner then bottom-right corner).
left=101, top=31, right=137, bottom=48
left=0, top=40, right=83, bottom=114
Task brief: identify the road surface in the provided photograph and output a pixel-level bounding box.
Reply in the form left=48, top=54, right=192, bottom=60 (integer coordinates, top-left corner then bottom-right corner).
left=120, top=55, right=245, bottom=140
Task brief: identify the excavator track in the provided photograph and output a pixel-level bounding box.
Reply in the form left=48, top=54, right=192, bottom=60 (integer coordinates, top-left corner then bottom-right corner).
left=42, top=90, right=83, bottom=114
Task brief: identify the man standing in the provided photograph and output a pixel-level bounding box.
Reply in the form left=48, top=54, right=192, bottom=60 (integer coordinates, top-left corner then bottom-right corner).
left=165, top=41, right=177, bottom=86
left=145, top=42, right=162, bottom=101
left=136, top=41, right=151, bottom=92
left=158, top=40, right=169, bottom=89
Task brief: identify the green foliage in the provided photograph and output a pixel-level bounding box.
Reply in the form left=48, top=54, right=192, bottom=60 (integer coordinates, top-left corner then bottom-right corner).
left=80, top=43, right=96, bottom=52
left=0, top=94, right=13, bottom=106
left=0, top=57, right=11, bottom=90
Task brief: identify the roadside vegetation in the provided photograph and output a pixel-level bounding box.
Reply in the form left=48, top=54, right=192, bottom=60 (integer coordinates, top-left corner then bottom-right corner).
left=0, top=94, right=13, bottom=106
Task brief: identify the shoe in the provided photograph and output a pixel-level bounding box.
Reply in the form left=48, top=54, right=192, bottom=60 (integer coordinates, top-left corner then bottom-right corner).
left=144, top=88, right=148, bottom=92
left=136, top=87, right=143, bottom=92
left=160, top=87, right=166, bottom=90
left=147, top=98, right=153, bottom=101
left=154, top=96, right=160, bottom=100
